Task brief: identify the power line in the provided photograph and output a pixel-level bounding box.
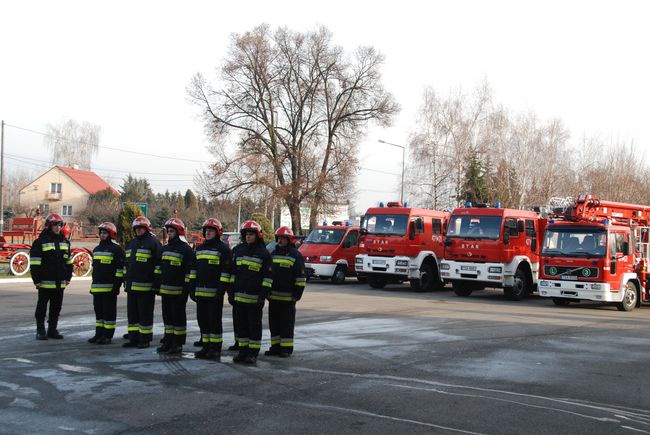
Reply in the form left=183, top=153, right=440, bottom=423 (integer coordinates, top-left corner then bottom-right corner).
left=4, top=122, right=207, bottom=163
left=5, top=152, right=198, bottom=177
left=359, top=166, right=400, bottom=176
left=5, top=156, right=195, bottom=182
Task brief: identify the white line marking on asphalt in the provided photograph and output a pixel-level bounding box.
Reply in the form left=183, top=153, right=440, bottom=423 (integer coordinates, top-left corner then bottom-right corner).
left=2, top=357, right=36, bottom=364
left=622, top=426, right=650, bottom=434
left=57, top=364, right=93, bottom=373
left=292, top=367, right=650, bottom=422
left=390, top=383, right=618, bottom=423
left=286, top=400, right=485, bottom=434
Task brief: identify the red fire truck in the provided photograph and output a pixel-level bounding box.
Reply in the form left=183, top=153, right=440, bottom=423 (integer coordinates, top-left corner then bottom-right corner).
left=538, top=194, right=650, bottom=311
left=355, top=202, right=449, bottom=291
left=300, top=223, right=360, bottom=284
left=441, top=204, right=547, bottom=300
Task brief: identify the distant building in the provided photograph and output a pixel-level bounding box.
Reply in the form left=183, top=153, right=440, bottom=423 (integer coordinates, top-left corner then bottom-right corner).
left=19, top=165, right=118, bottom=219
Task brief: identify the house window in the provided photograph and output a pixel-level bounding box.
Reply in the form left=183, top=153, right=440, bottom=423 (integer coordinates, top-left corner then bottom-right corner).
left=62, top=205, right=73, bottom=216
left=50, top=183, right=62, bottom=193
left=39, top=203, right=49, bottom=214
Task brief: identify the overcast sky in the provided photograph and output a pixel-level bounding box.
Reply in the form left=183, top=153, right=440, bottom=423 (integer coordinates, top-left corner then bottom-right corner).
left=1, top=0, right=648, bottom=213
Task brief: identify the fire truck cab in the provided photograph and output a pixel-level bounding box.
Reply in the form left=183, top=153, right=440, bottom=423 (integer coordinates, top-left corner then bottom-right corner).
left=355, top=202, right=449, bottom=291
left=300, top=223, right=360, bottom=284
left=538, top=194, right=650, bottom=311
left=441, top=204, right=546, bottom=300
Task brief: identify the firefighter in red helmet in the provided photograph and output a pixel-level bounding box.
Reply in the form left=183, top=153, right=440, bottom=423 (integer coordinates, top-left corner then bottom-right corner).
left=189, top=218, right=232, bottom=359
left=30, top=213, right=73, bottom=340
left=154, top=217, right=194, bottom=355
left=123, top=216, right=162, bottom=348
left=88, top=222, right=125, bottom=344
left=230, top=220, right=273, bottom=364
left=266, top=226, right=306, bottom=357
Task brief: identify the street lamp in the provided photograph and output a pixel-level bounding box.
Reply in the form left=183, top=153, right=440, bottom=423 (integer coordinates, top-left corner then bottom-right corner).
left=378, top=139, right=406, bottom=204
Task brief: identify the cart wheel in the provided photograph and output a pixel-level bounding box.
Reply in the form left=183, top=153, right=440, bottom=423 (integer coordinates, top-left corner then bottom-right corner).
left=72, top=251, right=93, bottom=277
left=9, top=251, right=30, bottom=276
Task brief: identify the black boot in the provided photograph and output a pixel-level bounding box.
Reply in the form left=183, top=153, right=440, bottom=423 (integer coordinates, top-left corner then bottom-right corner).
left=47, top=328, right=64, bottom=339
left=36, top=322, right=47, bottom=341
left=47, top=318, right=63, bottom=339
left=137, top=340, right=150, bottom=349
left=264, top=346, right=280, bottom=356
left=167, top=341, right=183, bottom=355
left=157, top=342, right=171, bottom=353
left=228, top=342, right=240, bottom=351
left=122, top=333, right=130, bottom=340
left=96, top=337, right=112, bottom=345
left=194, top=340, right=204, bottom=347
left=244, top=354, right=257, bottom=364
left=233, top=350, right=247, bottom=363
left=122, top=340, right=139, bottom=348
left=88, top=335, right=99, bottom=344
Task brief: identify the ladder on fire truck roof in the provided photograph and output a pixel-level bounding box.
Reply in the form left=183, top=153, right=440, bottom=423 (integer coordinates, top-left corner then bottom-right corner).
left=560, top=194, right=650, bottom=260
left=570, top=194, right=650, bottom=226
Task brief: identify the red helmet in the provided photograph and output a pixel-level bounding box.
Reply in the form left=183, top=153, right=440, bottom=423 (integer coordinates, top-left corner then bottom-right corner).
left=240, top=220, right=263, bottom=240
left=164, top=217, right=186, bottom=236
left=98, top=222, right=117, bottom=239
left=44, top=213, right=64, bottom=228
left=275, top=226, right=294, bottom=243
left=61, top=222, right=71, bottom=239
left=202, top=218, right=223, bottom=236
left=132, top=216, right=152, bottom=232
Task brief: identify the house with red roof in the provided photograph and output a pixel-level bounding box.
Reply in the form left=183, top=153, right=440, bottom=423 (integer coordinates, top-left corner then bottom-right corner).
left=19, top=165, right=118, bottom=218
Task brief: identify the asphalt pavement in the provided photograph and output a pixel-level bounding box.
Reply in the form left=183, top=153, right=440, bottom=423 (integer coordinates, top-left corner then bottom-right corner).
left=1, top=278, right=649, bottom=434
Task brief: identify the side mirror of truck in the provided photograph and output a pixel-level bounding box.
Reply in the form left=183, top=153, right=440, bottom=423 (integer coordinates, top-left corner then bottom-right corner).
left=623, top=241, right=630, bottom=256
left=360, top=228, right=368, bottom=235
left=408, top=222, right=415, bottom=240
left=503, top=232, right=510, bottom=245
left=444, top=237, right=452, bottom=247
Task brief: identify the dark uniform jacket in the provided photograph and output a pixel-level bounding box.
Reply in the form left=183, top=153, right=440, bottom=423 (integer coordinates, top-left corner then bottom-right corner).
left=124, top=232, right=162, bottom=292
left=190, top=237, right=233, bottom=300
left=90, top=240, right=125, bottom=294
left=231, top=241, right=273, bottom=303
left=269, top=244, right=306, bottom=302
left=29, top=230, right=73, bottom=290
left=153, top=237, right=194, bottom=296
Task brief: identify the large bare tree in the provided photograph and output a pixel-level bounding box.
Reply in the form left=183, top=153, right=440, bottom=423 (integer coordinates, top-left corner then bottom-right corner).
left=44, top=119, right=101, bottom=170
left=189, top=25, right=398, bottom=232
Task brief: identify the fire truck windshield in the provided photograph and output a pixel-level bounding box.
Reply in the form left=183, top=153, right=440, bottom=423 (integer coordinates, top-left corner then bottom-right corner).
left=303, top=228, right=346, bottom=245
left=542, top=226, right=607, bottom=258
left=362, top=214, right=409, bottom=236
left=447, top=215, right=501, bottom=240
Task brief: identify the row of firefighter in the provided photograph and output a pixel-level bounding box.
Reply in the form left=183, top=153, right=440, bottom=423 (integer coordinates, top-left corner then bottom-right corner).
left=30, top=213, right=305, bottom=363
left=351, top=195, right=650, bottom=312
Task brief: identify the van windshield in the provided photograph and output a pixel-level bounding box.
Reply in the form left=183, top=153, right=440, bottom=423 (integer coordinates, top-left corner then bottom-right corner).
left=304, top=229, right=346, bottom=245
left=542, top=226, right=607, bottom=258
left=362, top=214, right=409, bottom=236
left=447, top=215, right=502, bottom=240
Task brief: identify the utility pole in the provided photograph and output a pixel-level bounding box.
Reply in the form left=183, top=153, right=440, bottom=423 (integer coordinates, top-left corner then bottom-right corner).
left=0, top=120, right=4, bottom=236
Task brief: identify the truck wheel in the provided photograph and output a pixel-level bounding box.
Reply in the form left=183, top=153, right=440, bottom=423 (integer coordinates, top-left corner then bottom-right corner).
left=452, top=281, right=472, bottom=297
left=368, top=276, right=387, bottom=289
left=331, top=265, right=346, bottom=284
left=552, top=297, right=571, bottom=306
left=616, top=281, right=638, bottom=312
left=504, top=268, right=530, bottom=301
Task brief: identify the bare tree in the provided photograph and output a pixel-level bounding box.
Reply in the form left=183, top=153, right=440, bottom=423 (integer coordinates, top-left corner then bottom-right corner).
left=44, top=119, right=101, bottom=169
left=189, top=25, right=398, bottom=232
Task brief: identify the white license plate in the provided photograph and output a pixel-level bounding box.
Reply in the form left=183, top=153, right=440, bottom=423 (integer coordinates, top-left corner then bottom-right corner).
left=372, top=259, right=386, bottom=265
left=560, top=275, right=577, bottom=280
left=461, top=265, right=477, bottom=271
